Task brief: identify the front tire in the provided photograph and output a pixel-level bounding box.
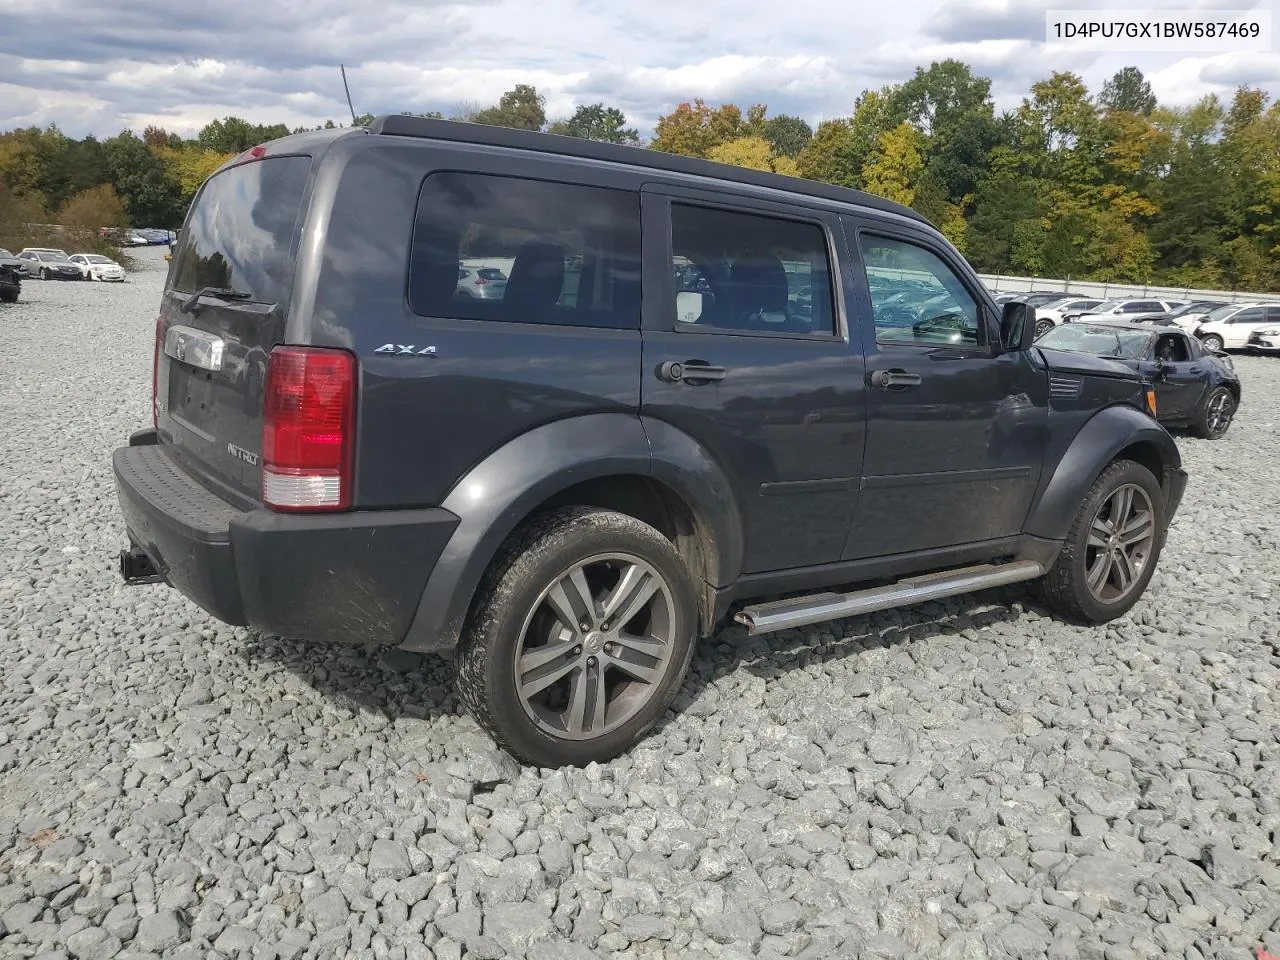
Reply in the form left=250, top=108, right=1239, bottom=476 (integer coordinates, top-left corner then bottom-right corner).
left=1200, top=333, right=1224, bottom=352
left=39, top=268, right=48, bottom=281
left=1034, top=459, right=1165, bottom=625
left=457, top=506, right=699, bottom=767
left=1192, top=386, right=1235, bottom=439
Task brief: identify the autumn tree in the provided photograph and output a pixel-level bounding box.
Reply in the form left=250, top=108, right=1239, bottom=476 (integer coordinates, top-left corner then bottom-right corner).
left=861, top=122, right=924, bottom=205
left=651, top=100, right=751, bottom=158
left=473, top=85, right=546, bottom=131
left=59, top=184, right=128, bottom=230
left=708, top=136, right=799, bottom=175
left=548, top=104, right=638, bottom=143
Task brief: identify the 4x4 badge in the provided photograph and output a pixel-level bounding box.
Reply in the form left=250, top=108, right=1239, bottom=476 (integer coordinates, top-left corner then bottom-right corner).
left=375, top=344, right=437, bottom=356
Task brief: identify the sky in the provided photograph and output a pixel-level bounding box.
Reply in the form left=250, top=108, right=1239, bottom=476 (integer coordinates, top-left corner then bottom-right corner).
left=1, top=0, right=1278, bottom=140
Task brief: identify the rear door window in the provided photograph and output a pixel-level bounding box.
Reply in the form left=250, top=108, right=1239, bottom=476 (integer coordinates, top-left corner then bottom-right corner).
left=169, top=155, right=312, bottom=305
left=409, top=172, right=642, bottom=330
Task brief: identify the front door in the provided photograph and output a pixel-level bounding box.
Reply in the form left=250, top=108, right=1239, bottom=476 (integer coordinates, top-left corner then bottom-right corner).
left=841, top=218, right=1047, bottom=559
left=640, top=190, right=866, bottom=574
left=1145, top=331, right=1207, bottom=420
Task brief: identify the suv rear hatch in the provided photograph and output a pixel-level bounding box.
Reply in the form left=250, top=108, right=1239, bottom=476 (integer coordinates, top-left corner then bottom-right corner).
left=156, top=151, right=314, bottom=503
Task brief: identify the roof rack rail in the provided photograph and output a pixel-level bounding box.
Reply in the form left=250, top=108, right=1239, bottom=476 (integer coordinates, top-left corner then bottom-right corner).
left=365, top=114, right=929, bottom=226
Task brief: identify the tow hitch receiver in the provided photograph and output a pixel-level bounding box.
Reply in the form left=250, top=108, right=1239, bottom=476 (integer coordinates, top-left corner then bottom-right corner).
left=119, top=547, right=166, bottom=585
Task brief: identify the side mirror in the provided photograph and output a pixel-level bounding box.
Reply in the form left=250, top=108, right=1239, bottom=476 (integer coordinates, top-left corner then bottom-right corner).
left=999, top=302, right=1036, bottom=352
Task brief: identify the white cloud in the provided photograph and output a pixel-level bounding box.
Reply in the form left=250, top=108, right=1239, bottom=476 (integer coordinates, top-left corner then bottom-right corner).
left=1, top=0, right=1277, bottom=139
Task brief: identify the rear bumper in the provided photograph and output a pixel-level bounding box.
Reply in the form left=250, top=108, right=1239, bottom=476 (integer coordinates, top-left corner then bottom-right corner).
left=113, top=431, right=459, bottom=645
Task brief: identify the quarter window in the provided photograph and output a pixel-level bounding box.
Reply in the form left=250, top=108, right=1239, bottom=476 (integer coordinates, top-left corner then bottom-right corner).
left=669, top=203, right=836, bottom=336
left=409, top=172, right=642, bottom=330
left=859, top=235, right=981, bottom=346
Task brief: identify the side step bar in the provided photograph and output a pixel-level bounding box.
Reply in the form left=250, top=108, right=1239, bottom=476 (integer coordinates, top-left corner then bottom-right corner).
left=733, top=560, right=1045, bottom=635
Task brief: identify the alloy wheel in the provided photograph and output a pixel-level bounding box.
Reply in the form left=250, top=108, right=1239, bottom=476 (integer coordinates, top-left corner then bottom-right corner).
left=515, top=553, right=676, bottom=741
left=1206, top=389, right=1234, bottom=437
left=1084, top=483, right=1156, bottom=604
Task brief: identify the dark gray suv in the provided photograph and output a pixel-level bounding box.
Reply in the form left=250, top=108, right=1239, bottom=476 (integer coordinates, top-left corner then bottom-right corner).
left=113, top=117, right=1187, bottom=766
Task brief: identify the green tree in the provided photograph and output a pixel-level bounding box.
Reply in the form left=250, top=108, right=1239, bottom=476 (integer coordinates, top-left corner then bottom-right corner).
left=473, top=85, right=546, bottom=131
left=795, top=119, right=861, bottom=187
left=1099, top=67, right=1157, bottom=116
left=762, top=115, right=812, bottom=158
left=197, top=117, right=291, bottom=153
left=103, top=131, right=184, bottom=227
left=547, top=103, right=638, bottom=143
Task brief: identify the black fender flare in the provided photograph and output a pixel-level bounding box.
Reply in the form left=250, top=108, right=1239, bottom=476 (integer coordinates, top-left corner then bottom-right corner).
left=397, top=413, right=743, bottom=653
left=1023, top=404, right=1182, bottom=542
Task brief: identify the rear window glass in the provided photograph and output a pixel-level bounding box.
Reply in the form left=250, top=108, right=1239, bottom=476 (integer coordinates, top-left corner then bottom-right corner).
left=409, top=172, right=642, bottom=330
left=169, top=155, right=311, bottom=304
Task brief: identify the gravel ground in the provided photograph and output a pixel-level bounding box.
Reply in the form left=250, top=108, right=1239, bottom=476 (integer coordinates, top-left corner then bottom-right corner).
left=1, top=251, right=1278, bottom=960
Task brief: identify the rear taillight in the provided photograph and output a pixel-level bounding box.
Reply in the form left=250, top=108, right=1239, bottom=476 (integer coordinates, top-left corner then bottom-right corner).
left=262, top=346, right=356, bottom=512
left=152, top=315, right=163, bottom=427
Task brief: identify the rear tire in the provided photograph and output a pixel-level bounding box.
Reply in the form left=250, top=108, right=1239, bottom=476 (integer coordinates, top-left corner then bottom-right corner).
left=1034, top=459, right=1165, bottom=625
left=456, top=506, right=699, bottom=767
left=1192, top=386, right=1235, bottom=439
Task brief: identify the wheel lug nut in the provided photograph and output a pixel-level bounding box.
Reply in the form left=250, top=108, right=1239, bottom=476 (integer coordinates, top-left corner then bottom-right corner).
left=573, top=645, right=582, bottom=655
left=580, top=621, right=590, bottom=631
left=587, top=656, right=596, bottom=666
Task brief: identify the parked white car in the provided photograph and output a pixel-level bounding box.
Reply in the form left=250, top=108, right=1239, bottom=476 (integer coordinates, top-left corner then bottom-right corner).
left=1070, top=298, right=1185, bottom=324
left=1192, top=302, right=1280, bottom=351
left=68, top=253, right=125, bottom=282
left=1246, top=324, right=1280, bottom=353
left=1033, top=296, right=1106, bottom=335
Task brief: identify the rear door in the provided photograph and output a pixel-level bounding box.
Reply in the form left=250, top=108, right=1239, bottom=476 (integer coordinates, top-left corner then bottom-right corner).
left=156, top=152, right=315, bottom=501
left=639, top=188, right=866, bottom=573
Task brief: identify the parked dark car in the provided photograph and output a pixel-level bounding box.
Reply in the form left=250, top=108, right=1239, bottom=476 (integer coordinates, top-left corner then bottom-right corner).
left=1036, top=321, right=1240, bottom=439
left=112, top=117, right=1188, bottom=766
left=0, top=250, right=21, bottom=303
left=18, top=248, right=83, bottom=280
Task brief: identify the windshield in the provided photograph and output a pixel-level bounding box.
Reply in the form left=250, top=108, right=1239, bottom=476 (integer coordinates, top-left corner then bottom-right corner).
left=38, top=252, right=70, bottom=261
left=1038, top=323, right=1151, bottom=359
left=1202, top=304, right=1242, bottom=322
left=169, top=155, right=311, bottom=303
left=86, top=255, right=113, bottom=264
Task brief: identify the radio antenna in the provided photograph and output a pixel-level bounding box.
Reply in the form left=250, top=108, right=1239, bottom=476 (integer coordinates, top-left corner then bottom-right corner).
left=340, top=64, right=358, bottom=125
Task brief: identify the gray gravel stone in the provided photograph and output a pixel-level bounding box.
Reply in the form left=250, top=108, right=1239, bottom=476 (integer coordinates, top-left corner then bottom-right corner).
left=367, top=839, right=412, bottom=882
left=134, top=909, right=187, bottom=952
left=65, top=925, right=122, bottom=960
